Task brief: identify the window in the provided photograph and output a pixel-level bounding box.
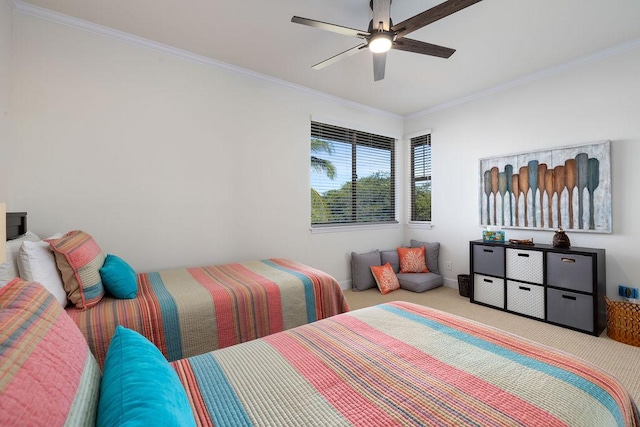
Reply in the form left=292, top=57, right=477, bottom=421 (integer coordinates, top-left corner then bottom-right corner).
left=410, top=133, right=432, bottom=222
left=310, top=121, right=396, bottom=227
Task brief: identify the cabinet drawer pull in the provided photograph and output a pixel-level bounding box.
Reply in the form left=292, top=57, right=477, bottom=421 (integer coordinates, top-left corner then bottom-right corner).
left=517, top=253, right=530, bottom=258
left=561, top=258, right=576, bottom=263
left=562, top=295, right=577, bottom=300
left=483, top=249, right=493, bottom=253
left=483, top=278, right=493, bottom=283
left=519, top=286, right=531, bottom=291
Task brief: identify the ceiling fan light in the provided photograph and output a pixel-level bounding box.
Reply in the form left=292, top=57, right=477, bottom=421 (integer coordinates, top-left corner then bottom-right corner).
left=368, top=33, right=392, bottom=53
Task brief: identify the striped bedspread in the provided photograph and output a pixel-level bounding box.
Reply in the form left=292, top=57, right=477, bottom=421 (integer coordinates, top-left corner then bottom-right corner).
left=66, top=258, right=348, bottom=367
left=173, top=301, right=639, bottom=427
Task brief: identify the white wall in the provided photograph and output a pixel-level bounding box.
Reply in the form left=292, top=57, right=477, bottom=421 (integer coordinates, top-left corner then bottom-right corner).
left=405, top=47, right=640, bottom=296
left=0, top=0, right=12, bottom=201
left=8, top=8, right=640, bottom=297
left=8, top=12, right=405, bottom=285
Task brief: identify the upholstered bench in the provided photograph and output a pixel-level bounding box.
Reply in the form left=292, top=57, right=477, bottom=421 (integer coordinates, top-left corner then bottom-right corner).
left=351, top=239, right=443, bottom=293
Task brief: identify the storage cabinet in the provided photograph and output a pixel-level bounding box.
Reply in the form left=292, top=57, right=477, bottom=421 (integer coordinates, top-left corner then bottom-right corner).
left=470, top=240, right=606, bottom=336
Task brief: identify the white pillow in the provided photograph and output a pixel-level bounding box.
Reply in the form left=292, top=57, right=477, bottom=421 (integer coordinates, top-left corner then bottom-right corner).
left=17, top=239, right=68, bottom=307
left=0, top=231, right=41, bottom=287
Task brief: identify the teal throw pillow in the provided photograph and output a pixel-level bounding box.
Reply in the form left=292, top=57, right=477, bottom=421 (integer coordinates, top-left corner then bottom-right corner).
left=99, top=254, right=138, bottom=299
left=97, top=326, right=196, bottom=427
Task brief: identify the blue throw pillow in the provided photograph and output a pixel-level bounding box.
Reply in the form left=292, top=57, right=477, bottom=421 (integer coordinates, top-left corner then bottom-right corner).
left=97, top=326, right=196, bottom=427
left=99, top=254, right=138, bottom=299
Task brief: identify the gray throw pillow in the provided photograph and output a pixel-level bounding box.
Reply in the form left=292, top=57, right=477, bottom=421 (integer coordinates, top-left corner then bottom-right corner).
left=350, top=250, right=381, bottom=291
left=410, top=240, right=440, bottom=275
left=380, top=249, right=400, bottom=273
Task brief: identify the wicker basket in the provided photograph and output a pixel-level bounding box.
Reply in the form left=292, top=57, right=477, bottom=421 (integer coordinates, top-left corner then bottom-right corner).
left=457, top=274, right=471, bottom=298
left=605, top=296, right=640, bottom=347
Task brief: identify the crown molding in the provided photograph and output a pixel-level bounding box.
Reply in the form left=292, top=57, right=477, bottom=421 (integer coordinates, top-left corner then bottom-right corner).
left=407, top=37, right=640, bottom=120
left=10, top=1, right=402, bottom=120
left=10, top=1, right=640, bottom=120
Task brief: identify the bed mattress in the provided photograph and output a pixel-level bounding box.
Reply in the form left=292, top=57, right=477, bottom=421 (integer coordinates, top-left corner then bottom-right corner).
left=66, top=258, right=348, bottom=366
left=173, top=301, right=639, bottom=426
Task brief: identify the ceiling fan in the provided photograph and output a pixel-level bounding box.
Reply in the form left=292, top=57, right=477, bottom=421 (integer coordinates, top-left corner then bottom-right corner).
left=292, top=0, right=483, bottom=81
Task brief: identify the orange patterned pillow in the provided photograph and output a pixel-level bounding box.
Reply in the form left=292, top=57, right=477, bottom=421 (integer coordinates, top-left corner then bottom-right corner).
left=398, top=246, right=429, bottom=273
left=370, top=263, right=400, bottom=295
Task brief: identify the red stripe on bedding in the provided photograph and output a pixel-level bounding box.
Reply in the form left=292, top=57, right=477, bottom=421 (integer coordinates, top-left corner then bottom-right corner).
left=265, top=332, right=398, bottom=425
left=172, top=359, right=212, bottom=427
left=188, top=264, right=284, bottom=349
left=66, top=274, right=169, bottom=367
left=135, top=274, right=169, bottom=356
left=267, top=313, right=565, bottom=426
left=393, top=301, right=637, bottom=423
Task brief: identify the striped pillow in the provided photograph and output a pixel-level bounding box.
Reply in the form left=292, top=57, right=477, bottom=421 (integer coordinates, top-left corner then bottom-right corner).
left=0, top=278, right=101, bottom=426
left=46, top=230, right=106, bottom=310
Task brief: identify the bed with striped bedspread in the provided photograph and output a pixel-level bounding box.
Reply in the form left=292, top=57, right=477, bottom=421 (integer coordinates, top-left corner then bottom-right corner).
left=173, top=301, right=639, bottom=427
left=66, top=258, right=348, bottom=367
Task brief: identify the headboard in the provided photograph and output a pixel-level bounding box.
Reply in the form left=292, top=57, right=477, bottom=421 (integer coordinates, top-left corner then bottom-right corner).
left=6, top=212, right=27, bottom=240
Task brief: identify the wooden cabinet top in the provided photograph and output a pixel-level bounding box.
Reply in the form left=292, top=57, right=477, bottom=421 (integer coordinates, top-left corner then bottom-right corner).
left=470, top=240, right=605, bottom=256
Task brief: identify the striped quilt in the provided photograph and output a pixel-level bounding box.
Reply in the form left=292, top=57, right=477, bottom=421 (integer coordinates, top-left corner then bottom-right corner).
left=66, top=258, right=348, bottom=367
left=1, top=279, right=100, bottom=426
left=173, top=301, right=639, bottom=427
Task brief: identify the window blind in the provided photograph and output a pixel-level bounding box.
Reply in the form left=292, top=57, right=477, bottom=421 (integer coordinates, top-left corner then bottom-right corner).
left=310, top=121, right=396, bottom=226
left=410, top=133, right=432, bottom=222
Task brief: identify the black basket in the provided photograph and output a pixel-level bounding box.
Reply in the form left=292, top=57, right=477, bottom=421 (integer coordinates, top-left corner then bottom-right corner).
left=457, top=274, right=471, bottom=297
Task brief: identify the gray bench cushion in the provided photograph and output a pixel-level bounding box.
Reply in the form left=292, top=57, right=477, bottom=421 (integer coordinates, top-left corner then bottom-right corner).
left=353, top=243, right=443, bottom=293
left=396, top=272, right=443, bottom=293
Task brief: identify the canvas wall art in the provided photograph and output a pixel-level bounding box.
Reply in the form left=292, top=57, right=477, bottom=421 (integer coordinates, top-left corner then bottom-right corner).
left=479, top=141, right=611, bottom=233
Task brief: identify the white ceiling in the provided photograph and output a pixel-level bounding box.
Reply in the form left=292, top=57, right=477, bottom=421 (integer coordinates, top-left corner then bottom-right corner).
left=13, top=0, right=640, bottom=116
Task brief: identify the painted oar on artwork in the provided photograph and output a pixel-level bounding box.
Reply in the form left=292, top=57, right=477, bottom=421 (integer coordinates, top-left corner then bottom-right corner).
left=505, top=165, right=513, bottom=226
left=484, top=169, right=492, bottom=225
left=576, top=153, right=588, bottom=229
left=512, top=174, right=520, bottom=227
left=564, top=158, right=577, bottom=229
left=491, top=167, right=499, bottom=225
left=528, top=160, right=539, bottom=227
left=538, top=163, right=547, bottom=228
left=499, top=172, right=507, bottom=226
left=553, top=165, right=565, bottom=228
left=545, top=169, right=555, bottom=228
left=587, top=157, right=600, bottom=230
left=519, top=166, right=530, bottom=227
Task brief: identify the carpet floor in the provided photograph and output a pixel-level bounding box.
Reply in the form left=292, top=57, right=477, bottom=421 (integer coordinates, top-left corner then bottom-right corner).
left=344, top=286, right=640, bottom=404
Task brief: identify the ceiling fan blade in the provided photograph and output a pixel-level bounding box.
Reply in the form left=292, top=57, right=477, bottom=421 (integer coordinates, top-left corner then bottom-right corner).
left=391, top=0, right=483, bottom=39
left=292, top=16, right=368, bottom=38
left=372, top=0, right=391, bottom=31
left=392, top=37, right=455, bottom=58
left=312, top=44, right=367, bottom=70
left=372, top=52, right=387, bottom=81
